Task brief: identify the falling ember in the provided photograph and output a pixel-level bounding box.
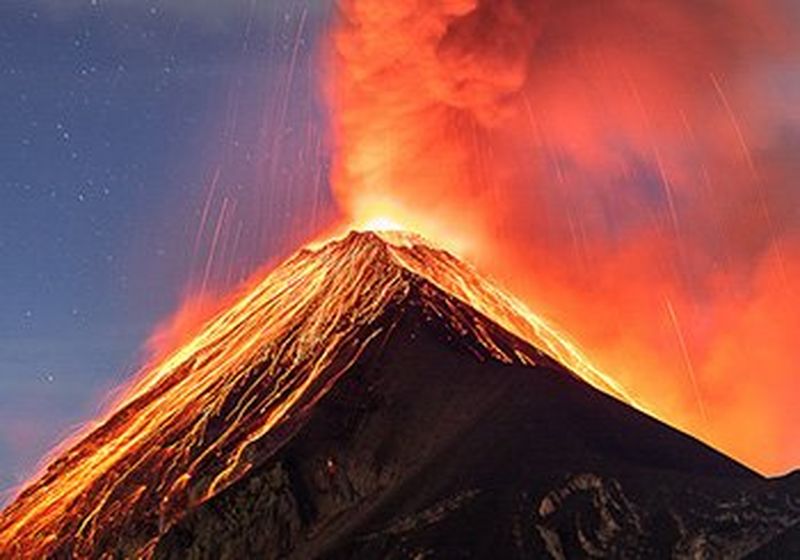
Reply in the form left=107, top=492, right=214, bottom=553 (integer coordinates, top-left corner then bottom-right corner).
left=663, top=296, right=708, bottom=429
left=0, top=231, right=642, bottom=559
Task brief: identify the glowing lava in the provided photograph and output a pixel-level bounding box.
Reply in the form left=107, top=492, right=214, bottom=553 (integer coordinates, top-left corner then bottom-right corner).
left=359, top=215, right=405, bottom=232
left=0, top=229, right=641, bottom=559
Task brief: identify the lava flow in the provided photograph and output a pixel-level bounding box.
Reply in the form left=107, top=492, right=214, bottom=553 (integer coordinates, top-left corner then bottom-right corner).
left=0, top=228, right=640, bottom=559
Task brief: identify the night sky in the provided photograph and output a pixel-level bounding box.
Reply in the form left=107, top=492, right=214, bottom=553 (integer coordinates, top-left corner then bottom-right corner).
left=0, top=0, right=335, bottom=497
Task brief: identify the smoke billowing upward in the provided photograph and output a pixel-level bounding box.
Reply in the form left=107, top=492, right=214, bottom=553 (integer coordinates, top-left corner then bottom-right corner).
left=327, top=0, right=800, bottom=474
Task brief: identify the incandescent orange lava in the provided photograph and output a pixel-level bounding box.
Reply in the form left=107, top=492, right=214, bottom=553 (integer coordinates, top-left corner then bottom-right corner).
left=326, top=0, right=800, bottom=475
left=0, top=230, right=638, bottom=558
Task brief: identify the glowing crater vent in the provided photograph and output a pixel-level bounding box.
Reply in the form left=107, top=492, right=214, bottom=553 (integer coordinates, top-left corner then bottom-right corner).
left=359, top=215, right=405, bottom=232
left=0, top=229, right=640, bottom=559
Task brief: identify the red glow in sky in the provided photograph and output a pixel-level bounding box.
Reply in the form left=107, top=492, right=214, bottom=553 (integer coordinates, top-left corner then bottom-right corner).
left=326, top=0, right=800, bottom=474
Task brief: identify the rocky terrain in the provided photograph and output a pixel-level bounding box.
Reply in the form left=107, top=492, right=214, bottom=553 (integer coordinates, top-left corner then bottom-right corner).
left=3, top=231, right=797, bottom=559
left=153, top=281, right=800, bottom=559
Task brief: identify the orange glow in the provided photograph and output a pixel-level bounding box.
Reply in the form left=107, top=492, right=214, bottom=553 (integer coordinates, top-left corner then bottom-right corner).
left=0, top=231, right=642, bottom=558
left=327, top=0, right=800, bottom=476
left=348, top=197, right=476, bottom=256
left=359, top=215, right=404, bottom=232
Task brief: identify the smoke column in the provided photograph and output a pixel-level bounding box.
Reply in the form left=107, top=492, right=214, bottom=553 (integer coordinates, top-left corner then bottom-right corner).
left=326, top=0, right=800, bottom=474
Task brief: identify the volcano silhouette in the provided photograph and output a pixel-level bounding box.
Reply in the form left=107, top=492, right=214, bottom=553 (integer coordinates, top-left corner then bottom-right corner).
left=1, top=231, right=798, bottom=559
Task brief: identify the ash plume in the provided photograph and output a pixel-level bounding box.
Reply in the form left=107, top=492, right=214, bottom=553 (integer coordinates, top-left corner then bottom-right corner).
left=327, top=0, right=800, bottom=473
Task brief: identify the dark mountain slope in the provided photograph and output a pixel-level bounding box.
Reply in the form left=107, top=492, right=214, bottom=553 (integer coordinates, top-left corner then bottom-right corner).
left=3, top=231, right=796, bottom=559
left=155, top=280, right=798, bottom=559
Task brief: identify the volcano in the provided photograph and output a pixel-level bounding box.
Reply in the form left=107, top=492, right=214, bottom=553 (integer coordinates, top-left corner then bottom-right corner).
left=1, top=231, right=798, bottom=559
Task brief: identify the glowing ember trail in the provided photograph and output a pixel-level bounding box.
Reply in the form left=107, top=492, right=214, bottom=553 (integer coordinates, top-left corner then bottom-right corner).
left=0, top=230, right=641, bottom=559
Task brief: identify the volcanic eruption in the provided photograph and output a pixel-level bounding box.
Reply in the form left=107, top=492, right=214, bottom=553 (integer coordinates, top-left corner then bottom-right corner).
left=0, top=229, right=635, bottom=558
left=3, top=0, right=798, bottom=557
left=326, top=0, right=800, bottom=475
left=2, top=229, right=797, bottom=559
left=0, top=232, right=800, bottom=558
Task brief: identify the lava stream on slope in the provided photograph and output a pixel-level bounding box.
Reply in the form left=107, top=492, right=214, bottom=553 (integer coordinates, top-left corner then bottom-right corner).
left=0, top=230, right=640, bottom=559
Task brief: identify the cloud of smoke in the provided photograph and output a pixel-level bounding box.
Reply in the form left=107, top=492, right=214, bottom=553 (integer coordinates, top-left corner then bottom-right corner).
left=327, top=0, right=800, bottom=473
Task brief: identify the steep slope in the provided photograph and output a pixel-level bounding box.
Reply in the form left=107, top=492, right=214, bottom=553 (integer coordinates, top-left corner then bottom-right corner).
left=2, top=230, right=796, bottom=559
left=0, top=231, right=636, bottom=559
left=153, top=280, right=798, bottom=559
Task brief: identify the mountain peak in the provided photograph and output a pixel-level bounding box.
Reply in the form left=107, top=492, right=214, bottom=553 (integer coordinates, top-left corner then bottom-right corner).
left=0, top=228, right=634, bottom=558
left=2, top=229, right=795, bottom=559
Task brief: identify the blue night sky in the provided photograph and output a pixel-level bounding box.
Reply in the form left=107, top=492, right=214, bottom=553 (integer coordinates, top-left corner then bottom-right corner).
left=0, top=0, right=335, bottom=497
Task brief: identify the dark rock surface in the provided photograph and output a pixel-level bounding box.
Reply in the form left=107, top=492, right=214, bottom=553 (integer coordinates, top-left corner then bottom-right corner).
left=152, top=290, right=800, bottom=559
